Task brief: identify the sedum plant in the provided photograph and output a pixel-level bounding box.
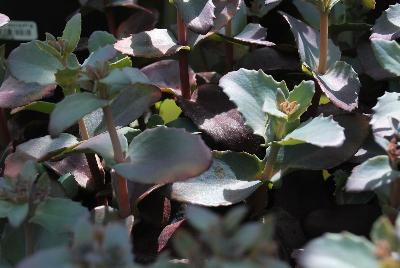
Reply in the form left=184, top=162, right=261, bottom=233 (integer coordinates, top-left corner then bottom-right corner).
left=1, top=13, right=213, bottom=219
left=219, top=68, right=345, bottom=181
left=173, top=205, right=289, bottom=268
left=1, top=1, right=400, bottom=267
left=300, top=214, right=400, bottom=268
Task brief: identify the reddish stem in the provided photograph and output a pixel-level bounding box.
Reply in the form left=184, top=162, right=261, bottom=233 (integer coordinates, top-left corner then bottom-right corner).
left=104, top=0, right=117, bottom=36
left=177, top=12, right=191, bottom=100
left=318, top=13, right=329, bottom=74
left=102, top=105, right=131, bottom=218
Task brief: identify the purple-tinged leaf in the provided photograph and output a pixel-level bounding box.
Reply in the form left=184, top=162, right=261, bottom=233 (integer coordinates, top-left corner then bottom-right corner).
left=164, top=155, right=261, bottom=207
left=116, top=9, right=159, bottom=38
left=178, top=84, right=263, bottom=154
left=212, top=0, right=242, bottom=33
left=114, top=126, right=212, bottom=184
left=0, top=76, right=56, bottom=108
left=219, top=68, right=289, bottom=140
left=371, top=4, right=400, bottom=40
left=313, top=61, right=360, bottom=112
left=0, top=13, right=10, bottom=28
left=141, top=60, right=196, bottom=96
left=158, top=219, right=186, bottom=253
left=280, top=12, right=341, bottom=71
left=238, top=47, right=300, bottom=72
left=174, top=0, right=216, bottom=35
left=114, top=29, right=189, bottom=58
left=45, top=154, right=94, bottom=189
left=80, top=0, right=147, bottom=12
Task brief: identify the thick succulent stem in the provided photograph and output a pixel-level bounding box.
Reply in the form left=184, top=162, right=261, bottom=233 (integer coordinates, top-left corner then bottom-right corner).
left=225, top=20, right=234, bottom=73
left=308, top=12, right=329, bottom=118
left=177, top=11, right=191, bottom=100
left=102, top=102, right=130, bottom=218
left=261, top=143, right=280, bottom=181
left=318, top=12, right=329, bottom=74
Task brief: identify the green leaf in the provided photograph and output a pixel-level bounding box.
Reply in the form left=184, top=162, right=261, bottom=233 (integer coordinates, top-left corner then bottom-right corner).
left=82, top=45, right=117, bottom=68
left=159, top=99, right=182, bottom=124
left=166, top=156, right=262, bottom=207
left=16, top=133, right=79, bottom=161
left=109, top=56, right=132, bottom=69
left=300, top=232, right=378, bottom=268
left=99, top=67, right=151, bottom=96
left=62, top=13, right=81, bottom=55
left=280, top=12, right=341, bottom=71
left=313, top=61, right=360, bottom=112
left=305, top=0, right=340, bottom=13
left=247, top=0, right=283, bottom=18
left=114, top=126, right=212, bottom=184
left=370, top=92, right=400, bottom=134
left=287, top=80, right=315, bottom=121
left=30, top=197, right=88, bottom=234
left=55, top=68, right=80, bottom=93
left=371, top=39, right=400, bottom=76
left=186, top=206, right=219, bottom=232
left=8, top=41, right=63, bottom=85
left=88, top=31, right=116, bottom=53
left=219, top=68, right=289, bottom=140
left=214, top=151, right=264, bottom=181
left=346, top=155, right=400, bottom=191
left=17, top=247, right=73, bottom=268
left=371, top=216, right=399, bottom=251
left=219, top=23, right=275, bottom=47
left=173, top=0, right=216, bottom=35
left=11, top=101, right=55, bottom=115
left=0, top=201, right=29, bottom=227
left=114, top=29, right=189, bottom=58
left=74, top=127, right=130, bottom=165
left=362, top=0, right=375, bottom=9
left=91, top=85, right=161, bottom=134
left=279, top=115, right=345, bottom=147
left=49, top=93, right=109, bottom=136
left=103, top=223, right=134, bottom=263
